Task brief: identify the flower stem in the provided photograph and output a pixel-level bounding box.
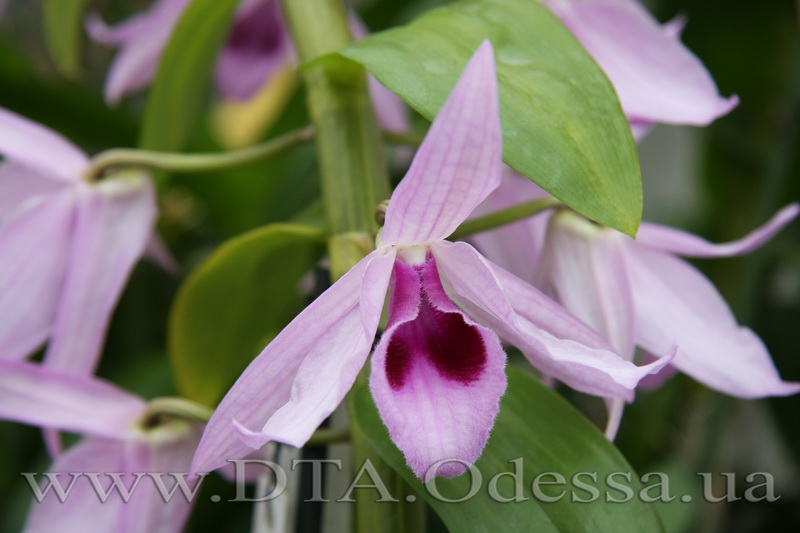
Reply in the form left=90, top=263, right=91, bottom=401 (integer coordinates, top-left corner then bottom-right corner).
left=281, top=0, right=390, bottom=280
left=84, top=127, right=315, bottom=182
left=141, top=397, right=214, bottom=429
left=449, top=196, right=563, bottom=240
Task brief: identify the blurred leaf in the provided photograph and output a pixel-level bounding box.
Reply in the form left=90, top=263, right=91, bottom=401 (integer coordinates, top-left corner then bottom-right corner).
left=169, top=223, right=325, bottom=406
left=140, top=0, right=240, bottom=151
left=650, top=461, right=701, bottom=533
left=43, top=0, right=89, bottom=77
left=0, top=40, right=137, bottom=150
left=340, top=0, right=642, bottom=235
left=350, top=366, right=664, bottom=532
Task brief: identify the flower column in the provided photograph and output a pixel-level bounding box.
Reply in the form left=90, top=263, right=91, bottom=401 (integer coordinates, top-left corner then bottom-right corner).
left=281, top=0, right=389, bottom=280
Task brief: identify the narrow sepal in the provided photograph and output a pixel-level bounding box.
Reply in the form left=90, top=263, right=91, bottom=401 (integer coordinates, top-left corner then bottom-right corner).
left=381, top=41, right=501, bottom=245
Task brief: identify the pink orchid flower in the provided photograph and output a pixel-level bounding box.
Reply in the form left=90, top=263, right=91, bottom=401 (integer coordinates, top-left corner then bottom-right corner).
left=192, top=42, right=669, bottom=480
left=0, top=360, right=202, bottom=533
left=87, top=0, right=407, bottom=131
left=0, top=108, right=155, bottom=375
left=474, top=174, right=800, bottom=436
left=543, top=0, right=739, bottom=138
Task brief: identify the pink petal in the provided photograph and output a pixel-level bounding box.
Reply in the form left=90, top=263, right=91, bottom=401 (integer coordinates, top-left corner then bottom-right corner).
left=370, top=255, right=506, bottom=480
left=627, top=244, right=800, bottom=398
left=93, top=0, right=191, bottom=104
left=635, top=203, right=799, bottom=257
left=0, top=107, right=88, bottom=181
left=44, top=175, right=156, bottom=375
left=24, top=426, right=199, bottom=533
left=432, top=241, right=670, bottom=399
left=0, top=360, right=145, bottom=438
left=214, top=0, right=294, bottom=101
left=381, top=41, right=501, bottom=245
left=543, top=210, right=636, bottom=358
left=122, top=422, right=202, bottom=533
left=86, top=11, right=159, bottom=46
left=544, top=0, right=738, bottom=125
left=663, top=13, right=688, bottom=38
left=0, top=163, right=70, bottom=219
left=143, top=233, right=181, bottom=275
left=629, top=118, right=655, bottom=141
left=192, top=248, right=395, bottom=474
left=635, top=352, right=680, bottom=390
left=0, top=189, right=75, bottom=362
left=469, top=169, right=552, bottom=286
left=23, top=438, right=128, bottom=533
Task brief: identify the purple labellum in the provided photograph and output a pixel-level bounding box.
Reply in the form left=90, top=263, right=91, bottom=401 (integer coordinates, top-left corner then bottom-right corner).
left=385, top=256, right=487, bottom=390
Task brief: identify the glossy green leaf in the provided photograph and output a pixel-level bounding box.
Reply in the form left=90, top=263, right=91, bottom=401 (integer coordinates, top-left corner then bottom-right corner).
left=350, top=366, right=665, bottom=532
left=340, top=0, right=642, bottom=235
left=139, top=0, right=239, bottom=151
left=43, top=0, right=89, bottom=77
left=169, top=224, right=325, bottom=406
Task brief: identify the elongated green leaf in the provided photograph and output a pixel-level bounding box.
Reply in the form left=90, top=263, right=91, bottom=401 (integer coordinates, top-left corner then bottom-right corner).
left=140, top=0, right=239, bottom=150
left=350, top=367, right=665, bottom=532
left=169, top=224, right=325, bottom=406
left=43, top=0, right=89, bottom=77
left=340, top=0, right=642, bottom=235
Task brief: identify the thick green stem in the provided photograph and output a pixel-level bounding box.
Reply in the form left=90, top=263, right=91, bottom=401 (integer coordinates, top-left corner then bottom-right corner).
left=448, top=196, right=563, bottom=240
left=281, top=0, right=390, bottom=280
left=84, top=127, right=314, bottom=182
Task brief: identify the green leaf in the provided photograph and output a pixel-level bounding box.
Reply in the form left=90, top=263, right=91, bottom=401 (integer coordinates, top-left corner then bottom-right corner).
left=650, top=461, right=701, bottom=533
left=350, top=367, right=665, bottom=532
left=169, top=224, right=325, bottom=406
left=43, top=0, right=89, bottom=77
left=340, top=0, right=642, bottom=235
left=139, top=0, right=240, bottom=151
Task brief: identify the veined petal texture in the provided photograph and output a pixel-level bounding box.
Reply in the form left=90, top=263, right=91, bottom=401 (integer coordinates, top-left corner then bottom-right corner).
left=381, top=41, right=501, bottom=245
left=544, top=0, right=738, bottom=126
left=45, top=175, right=156, bottom=375
left=0, top=360, right=145, bottom=439
left=432, top=241, right=669, bottom=400
left=635, top=203, right=799, bottom=258
left=24, top=422, right=201, bottom=533
left=628, top=245, right=800, bottom=398
left=370, top=255, right=506, bottom=480
left=544, top=210, right=636, bottom=359
left=0, top=188, right=75, bottom=361
left=192, top=248, right=395, bottom=474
